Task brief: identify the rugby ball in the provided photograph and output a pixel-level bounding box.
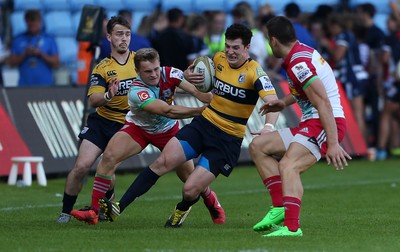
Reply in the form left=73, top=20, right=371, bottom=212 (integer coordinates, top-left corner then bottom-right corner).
left=192, top=56, right=215, bottom=92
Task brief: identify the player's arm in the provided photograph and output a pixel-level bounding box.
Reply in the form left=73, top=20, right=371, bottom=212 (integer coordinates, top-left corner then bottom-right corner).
left=304, top=78, right=351, bottom=169
left=142, top=99, right=206, bottom=119
left=178, top=79, right=213, bottom=104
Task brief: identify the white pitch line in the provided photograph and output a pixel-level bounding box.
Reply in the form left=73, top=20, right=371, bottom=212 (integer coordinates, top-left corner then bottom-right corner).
left=0, top=178, right=397, bottom=212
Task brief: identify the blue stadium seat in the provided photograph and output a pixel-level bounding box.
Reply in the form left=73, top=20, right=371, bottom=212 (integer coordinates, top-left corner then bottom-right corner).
left=259, top=0, right=293, bottom=15
left=123, top=0, right=160, bottom=12
left=132, top=11, right=150, bottom=32
left=44, top=11, right=74, bottom=37
left=10, top=11, right=27, bottom=37
left=71, top=11, right=82, bottom=35
left=351, top=0, right=390, bottom=14
left=225, top=0, right=258, bottom=12
left=13, top=0, right=43, bottom=11
left=55, top=37, right=78, bottom=65
left=160, top=0, right=193, bottom=14
left=374, top=13, right=388, bottom=34
left=296, top=0, right=338, bottom=13
left=69, top=0, right=96, bottom=12
left=193, top=0, right=225, bottom=12
left=96, top=0, right=124, bottom=11
left=42, top=0, right=71, bottom=12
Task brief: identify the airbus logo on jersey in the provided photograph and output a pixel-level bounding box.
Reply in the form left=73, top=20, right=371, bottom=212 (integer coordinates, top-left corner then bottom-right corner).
left=214, top=79, right=246, bottom=98
left=107, top=70, right=117, bottom=77
left=137, top=90, right=150, bottom=102
left=115, top=79, right=133, bottom=96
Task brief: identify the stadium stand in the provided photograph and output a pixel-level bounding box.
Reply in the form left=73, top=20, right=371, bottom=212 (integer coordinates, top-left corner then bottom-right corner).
left=4, top=0, right=392, bottom=86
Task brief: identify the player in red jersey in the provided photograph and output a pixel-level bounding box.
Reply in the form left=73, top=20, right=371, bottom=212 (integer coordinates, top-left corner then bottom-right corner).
left=250, top=16, right=352, bottom=236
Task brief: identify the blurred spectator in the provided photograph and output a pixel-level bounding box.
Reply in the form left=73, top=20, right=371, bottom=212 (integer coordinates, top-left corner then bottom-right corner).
left=284, top=2, right=316, bottom=48
left=356, top=3, right=386, bottom=147
left=203, top=10, right=226, bottom=56
left=232, top=2, right=268, bottom=69
left=99, top=9, right=151, bottom=59
left=137, top=8, right=168, bottom=46
left=153, top=8, right=194, bottom=70
left=184, top=13, right=209, bottom=62
left=8, top=9, right=59, bottom=86
left=324, top=13, right=369, bottom=140
left=376, top=13, right=400, bottom=160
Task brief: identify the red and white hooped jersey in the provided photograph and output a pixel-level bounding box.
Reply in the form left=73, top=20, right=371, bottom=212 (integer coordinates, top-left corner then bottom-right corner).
left=282, top=41, right=344, bottom=121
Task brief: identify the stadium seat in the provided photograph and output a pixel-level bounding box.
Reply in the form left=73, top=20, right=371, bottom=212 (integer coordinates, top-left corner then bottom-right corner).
left=160, top=0, right=193, bottom=14
left=71, top=11, right=82, bottom=35
left=259, top=0, right=293, bottom=15
left=297, top=0, right=338, bottom=13
left=193, top=0, right=225, bottom=12
left=225, top=0, right=258, bottom=12
left=123, top=0, right=160, bottom=12
left=69, top=0, right=96, bottom=12
left=96, top=0, right=124, bottom=11
left=132, top=11, right=150, bottom=32
left=350, top=0, right=391, bottom=14
left=55, top=37, right=78, bottom=65
left=41, top=0, right=71, bottom=12
left=13, top=0, right=43, bottom=11
left=44, top=11, right=74, bottom=37
left=10, top=11, right=27, bottom=37
left=374, top=13, right=388, bottom=35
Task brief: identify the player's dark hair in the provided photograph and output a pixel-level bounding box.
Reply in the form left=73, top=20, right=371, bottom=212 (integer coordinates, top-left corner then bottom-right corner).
left=225, top=23, right=252, bottom=46
left=167, top=8, right=184, bottom=23
left=25, top=9, right=41, bottom=21
left=266, top=16, right=297, bottom=45
left=357, top=3, right=376, bottom=18
left=284, top=2, right=301, bottom=18
left=107, top=16, right=131, bottom=34
left=134, top=48, right=160, bottom=68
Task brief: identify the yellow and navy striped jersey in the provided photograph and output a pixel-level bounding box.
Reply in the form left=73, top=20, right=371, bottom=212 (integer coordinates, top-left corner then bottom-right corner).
left=202, top=51, right=276, bottom=138
left=88, top=51, right=137, bottom=124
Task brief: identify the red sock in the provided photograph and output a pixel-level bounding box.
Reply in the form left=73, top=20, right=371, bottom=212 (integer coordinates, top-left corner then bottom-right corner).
left=263, top=176, right=283, bottom=207
left=91, top=175, right=112, bottom=211
left=283, top=196, right=301, bottom=231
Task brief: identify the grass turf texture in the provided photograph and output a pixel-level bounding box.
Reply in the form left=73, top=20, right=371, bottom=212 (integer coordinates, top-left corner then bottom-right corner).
left=1, top=159, right=399, bottom=252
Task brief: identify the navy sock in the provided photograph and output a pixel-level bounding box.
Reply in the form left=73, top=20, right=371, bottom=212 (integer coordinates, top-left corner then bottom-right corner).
left=176, top=196, right=200, bottom=211
left=62, top=192, right=77, bottom=214
left=119, top=167, right=159, bottom=213
left=105, top=187, right=115, bottom=200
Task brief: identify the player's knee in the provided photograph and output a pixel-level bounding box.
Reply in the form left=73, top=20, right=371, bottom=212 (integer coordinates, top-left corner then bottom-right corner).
left=102, top=150, right=118, bottom=168
left=278, top=158, right=301, bottom=175
left=182, top=183, right=201, bottom=201
left=72, top=162, right=90, bottom=178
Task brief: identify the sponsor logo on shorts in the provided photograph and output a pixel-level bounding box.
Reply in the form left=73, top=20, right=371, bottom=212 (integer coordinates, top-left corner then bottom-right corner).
left=80, top=127, right=89, bottom=134
left=223, top=164, right=231, bottom=171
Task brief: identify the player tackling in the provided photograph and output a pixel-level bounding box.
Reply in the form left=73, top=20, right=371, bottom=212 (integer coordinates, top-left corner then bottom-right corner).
left=250, top=16, right=351, bottom=237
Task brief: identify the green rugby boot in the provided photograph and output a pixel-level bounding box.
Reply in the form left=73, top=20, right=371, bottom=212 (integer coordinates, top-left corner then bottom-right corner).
left=253, top=206, right=284, bottom=232
left=263, top=226, right=303, bottom=237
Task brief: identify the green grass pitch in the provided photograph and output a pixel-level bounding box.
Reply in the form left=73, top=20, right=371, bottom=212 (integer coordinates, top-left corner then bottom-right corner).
left=1, top=159, right=400, bottom=252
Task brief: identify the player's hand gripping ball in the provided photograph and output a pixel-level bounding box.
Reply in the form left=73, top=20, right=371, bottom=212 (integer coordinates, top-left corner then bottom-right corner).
left=192, top=56, right=216, bottom=92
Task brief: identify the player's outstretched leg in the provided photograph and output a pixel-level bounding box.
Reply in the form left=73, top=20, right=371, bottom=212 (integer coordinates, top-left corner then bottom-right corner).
left=164, top=206, right=192, bottom=228
left=253, top=206, right=284, bottom=232
left=99, top=197, right=120, bottom=222
left=202, top=190, right=225, bottom=224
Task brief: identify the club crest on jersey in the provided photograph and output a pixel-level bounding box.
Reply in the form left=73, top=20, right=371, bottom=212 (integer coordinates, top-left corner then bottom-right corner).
left=238, top=73, right=246, bottom=84
left=137, top=90, right=151, bottom=102
left=292, top=62, right=312, bottom=83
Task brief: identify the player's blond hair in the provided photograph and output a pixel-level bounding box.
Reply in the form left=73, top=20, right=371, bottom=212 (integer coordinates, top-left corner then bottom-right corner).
left=134, top=48, right=160, bottom=69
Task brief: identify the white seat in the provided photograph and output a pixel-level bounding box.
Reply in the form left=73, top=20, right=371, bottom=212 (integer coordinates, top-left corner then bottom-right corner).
left=8, top=156, right=47, bottom=187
